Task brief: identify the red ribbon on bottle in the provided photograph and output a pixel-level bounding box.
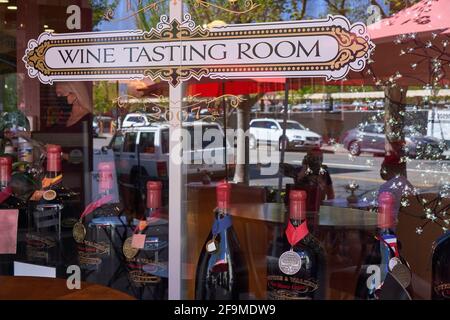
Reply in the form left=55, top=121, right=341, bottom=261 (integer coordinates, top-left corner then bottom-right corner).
left=79, top=194, right=113, bottom=220
left=0, top=186, right=12, bottom=204
left=285, top=220, right=309, bottom=247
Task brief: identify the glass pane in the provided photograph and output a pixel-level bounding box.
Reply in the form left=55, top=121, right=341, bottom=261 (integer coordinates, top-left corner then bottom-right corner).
left=0, top=0, right=170, bottom=300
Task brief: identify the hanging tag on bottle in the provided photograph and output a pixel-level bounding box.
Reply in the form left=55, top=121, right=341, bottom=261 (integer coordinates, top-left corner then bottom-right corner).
left=206, top=235, right=218, bottom=253
left=279, top=248, right=302, bottom=275
left=206, top=215, right=232, bottom=254
left=132, top=234, right=146, bottom=249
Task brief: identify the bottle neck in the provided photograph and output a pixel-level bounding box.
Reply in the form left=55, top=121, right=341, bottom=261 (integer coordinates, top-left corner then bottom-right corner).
left=378, top=227, right=394, bottom=235
left=146, top=207, right=158, bottom=218
left=215, top=207, right=229, bottom=218
left=289, top=199, right=306, bottom=222
left=46, top=171, right=61, bottom=178
left=99, top=189, right=112, bottom=197
left=290, top=218, right=306, bottom=227
left=0, top=178, right=9, bottom=190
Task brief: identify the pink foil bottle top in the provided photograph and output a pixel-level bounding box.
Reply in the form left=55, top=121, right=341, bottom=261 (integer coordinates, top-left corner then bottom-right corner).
left=378, top=192, right=395, bottom=228
left=47, top=144, right=62, bottom=172
left=290, top=190, right=307, bottom=220
left=147, top=181, right=162, bottom=209
left=98, top=162, right=114, bottom=194
left=216, top=181, right=231, bottom=210
left=0, top=156, right=12, bottom=184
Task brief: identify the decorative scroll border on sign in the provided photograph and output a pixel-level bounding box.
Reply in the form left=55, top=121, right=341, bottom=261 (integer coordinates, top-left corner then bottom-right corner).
left=114, top=93, right=244, bottom=122
left=23, top=14, right=374, bottom=86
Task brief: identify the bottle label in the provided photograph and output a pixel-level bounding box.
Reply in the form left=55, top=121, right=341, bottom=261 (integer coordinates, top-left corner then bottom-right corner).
left=434, top=283, right=450, bottom=299
left=267, top=275, right=318, bottom=299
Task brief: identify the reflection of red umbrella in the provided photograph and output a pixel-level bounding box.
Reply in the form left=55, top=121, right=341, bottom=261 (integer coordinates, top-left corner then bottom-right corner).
left=368, top=0, right=450, bottom=43
left=369, top=0, right=450, bottom=43
left=363, top=0, right=450, bottom=86
left=139, top=78, right=290, bottom=97
left=186, top=78, right=286, bottom=97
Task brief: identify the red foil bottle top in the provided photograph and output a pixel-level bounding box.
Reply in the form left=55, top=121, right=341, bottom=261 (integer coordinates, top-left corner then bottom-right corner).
left=98, top=162, right=114, bottom=193
left=290, top=190, right=307, bottom=220
left=147, top=181, right=162, bottom=209
left=216, top=181, right=231, bottom=210
left=0, top=156, right=12, bottom=184
left=46, top=144, right=62, bottom=172
left=378, top=192, right=395, bottom=228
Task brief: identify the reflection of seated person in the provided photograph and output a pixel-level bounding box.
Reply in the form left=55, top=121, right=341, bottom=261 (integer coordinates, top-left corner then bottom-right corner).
left=296, top=148, right=335, bottom=201
left=378, top=155, right=414, bottom=221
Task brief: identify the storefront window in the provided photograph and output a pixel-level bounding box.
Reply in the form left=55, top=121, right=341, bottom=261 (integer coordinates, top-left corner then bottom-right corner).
left=0, top=0, right=449, bottom=302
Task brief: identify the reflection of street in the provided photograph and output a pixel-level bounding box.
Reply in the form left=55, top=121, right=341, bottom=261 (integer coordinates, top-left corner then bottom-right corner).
left=94, top=136, right=450, bottom=200
left=249, top=147, right=450, bottom=199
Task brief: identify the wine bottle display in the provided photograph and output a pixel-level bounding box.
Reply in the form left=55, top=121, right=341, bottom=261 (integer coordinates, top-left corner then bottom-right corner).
left=266, top=190, right=326, bottom=300
left=195, top=182, right=249, bottom=300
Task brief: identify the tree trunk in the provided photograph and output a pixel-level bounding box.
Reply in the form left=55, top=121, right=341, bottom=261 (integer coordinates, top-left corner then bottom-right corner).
left=383, top=86, right=408, bottom=178
left=234, top=106, right=250, bottom=184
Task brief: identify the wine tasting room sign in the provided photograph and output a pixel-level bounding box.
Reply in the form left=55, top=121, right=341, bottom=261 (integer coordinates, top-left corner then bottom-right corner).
left=23, top=14, right=374, bottom=86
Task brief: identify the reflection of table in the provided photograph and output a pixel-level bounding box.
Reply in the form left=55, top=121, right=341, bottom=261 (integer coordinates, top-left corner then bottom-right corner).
left=322, top=198, right=374, bottom=209
left=228, top=202, right=378, bottom=228
left=318, top=206, right=377, bottom=227
left=0, top=276, right=135, bottom=300
left=229, top=203, right=285, bottom=223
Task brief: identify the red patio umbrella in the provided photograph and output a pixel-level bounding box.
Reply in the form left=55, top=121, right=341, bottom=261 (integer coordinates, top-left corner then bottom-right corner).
left=363, top=0, right=450, bottom=86
left=368, top=0, right=450, bottom=43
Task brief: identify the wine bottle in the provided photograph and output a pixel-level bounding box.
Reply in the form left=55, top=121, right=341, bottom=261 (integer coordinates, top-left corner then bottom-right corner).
left=354, top=192, right=412, bottom=300
left=267, top=190, right=326, bottom=300
left=35, top=144, right=67, bottom=204
left=0, top=156, right=25, bottom=209
left=146, top=180, right=162, bottom=220
left=431, top=232, right=450, bottom=300
left=125, top=181, right=168, bottom=294
left=195, top=182, right=248, bottom=300
left=73, top=161, right=120, bottom=272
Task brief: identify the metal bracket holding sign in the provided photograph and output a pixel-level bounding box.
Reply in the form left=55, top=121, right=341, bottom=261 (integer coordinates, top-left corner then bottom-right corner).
left=23, top=14, right=374, bottom=86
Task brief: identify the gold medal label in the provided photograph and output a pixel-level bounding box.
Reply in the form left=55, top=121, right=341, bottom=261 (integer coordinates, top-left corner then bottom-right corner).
left=391, top=263, right=412, bottom=289
left=72, top=221, right=86, bottom=243
left=43, top=189, right=57, bottom=201
left=123, top=237, right=139, bottom=259
left=389, top=257, right=401, bottom=271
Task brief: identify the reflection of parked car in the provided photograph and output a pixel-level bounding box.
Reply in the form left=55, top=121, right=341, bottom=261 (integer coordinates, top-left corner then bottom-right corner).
left=249, top=118, right=322, bottom=151
left=291, top=104, right=311, bottom=112
left=121, top=113, right=154, bottom=127
left=107, top=121, right=234, bottom=192
left=342, top=123, right=444, bottom=158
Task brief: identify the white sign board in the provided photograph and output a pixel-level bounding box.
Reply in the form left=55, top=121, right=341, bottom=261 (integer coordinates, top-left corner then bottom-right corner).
left=23, top=14, right=374, bottom=86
